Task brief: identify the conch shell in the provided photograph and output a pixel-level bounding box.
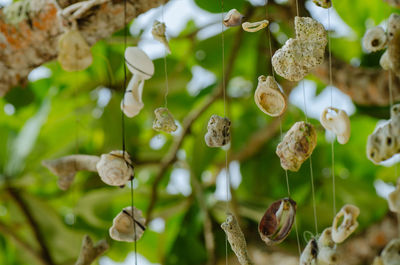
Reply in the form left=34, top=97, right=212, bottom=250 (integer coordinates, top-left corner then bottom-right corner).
left=58, top=29, right=93, bottom=71
left=204, top=115, right=231, bottom=147
left=242, top=20, right=269, bottom=32
left=223, top=9, right=243, bottom=27
left=109, top=206, right=146, bottom=242
left=152, top=20, right=171, bottom=53
left=331, top=204, right=359, bottom=243
left=96, top=150, right=133, bottom=187
left=254, top=75, right=287, bottom=117
left=152, top=107, right=178, bottom=133
left=320, top=107, right=351, bottom=144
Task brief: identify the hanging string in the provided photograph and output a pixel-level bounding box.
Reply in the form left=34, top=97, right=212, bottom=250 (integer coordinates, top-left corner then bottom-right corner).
left=161, top=5, right=169, bottom=107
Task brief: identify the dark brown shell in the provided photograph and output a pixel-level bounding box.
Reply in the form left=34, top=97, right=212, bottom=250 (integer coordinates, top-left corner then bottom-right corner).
left=258, top=198, right=297, bottom=245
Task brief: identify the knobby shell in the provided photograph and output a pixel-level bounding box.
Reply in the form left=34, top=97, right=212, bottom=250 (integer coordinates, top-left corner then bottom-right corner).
left=204, top=115, right=231, bottom=147
left=152, top=107, right=178, bottom=133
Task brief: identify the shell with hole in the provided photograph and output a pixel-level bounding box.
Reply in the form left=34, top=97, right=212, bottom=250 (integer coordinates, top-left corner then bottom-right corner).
left=96, top=150, right=133, bottom=187
left=109, top=206, right=146, bottom=242
left=152, top=107, right=178, bottom=133
left=152, top=20, right=171, bottom=53
left=223, top=9, right=243, bottom=27
left=254, top=75, right=287, bottom=117
left=204, top=115, right=231, bottom=147
left=332, top=204, right=360, bottom=243
left=320, top=107, right=351, bottom=144
left=258, top=198, right=296, bottom=245
left=362, top=26, right=388, bottom=52
left=276, top=121, right=317, bottom=171
left=242, top=20, right=269, bottom=32
left=317, top=228, right=338, bottom=265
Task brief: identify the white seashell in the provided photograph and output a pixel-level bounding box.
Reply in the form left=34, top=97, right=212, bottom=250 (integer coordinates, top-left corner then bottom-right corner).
left=317, top=228, right=338, bottom=265
left=152, top=107, right=178, bottom=133
left=388, top=185, right=400, bottom=213
left=331, top=204, right=359, bottom=244
left=109, top=206, right=146, bottom=242
left=300, top=238, right=318, bottom=265
left=381, top=239, right=400, bottom=265
left=367, top=104, right=400, bottom=164
left=121, top=77, right=144, bottom=118
left=58, top=29, right=93, bottom=72
left=363, top=26, right=388, bottom=52
left=312, top=0, right=332, bottom=8
left=276, top=121, right=317, bottom=171
left=204, top=115, right=231, bottom=147
left=96, top=150, right=133, bottom=187
left=272, top=16, right=327, bottom=81
left=223, top=9, right=243, bottom=27
left=254, top=75, right=287, bottom=117
left=151, top=20, right=171, bottom=54
left=242, top=20, right=269, bottom=32
left=320, top=107, right=351, bottom=144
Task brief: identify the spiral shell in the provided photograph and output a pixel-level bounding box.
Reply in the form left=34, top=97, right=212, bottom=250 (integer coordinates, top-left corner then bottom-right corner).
left=96, top=150, right=133, bottom=186
left=109, top=206, right=146, bottom=242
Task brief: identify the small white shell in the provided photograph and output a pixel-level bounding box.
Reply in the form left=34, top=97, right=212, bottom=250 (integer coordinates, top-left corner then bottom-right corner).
left=152, top=107, right=178, bottom=133
left=381, top=239, right=400, bottom=265
left=332, top=204, right=360, bottom=243
left=242, top=20, right=269, bottom=32
left=362, top=26, right=388, bottom=52
left=254, top=75, right=287, bottom=117
left=109, top=206, right=146, bottom=242
left=312, top=0, right=332, bottom=8
left=223, top=9, right=243, bottom=27
left=125, top=47, right=154, bottom=79
left=151, top=20, right=171, bottom=54
left=388, top=185, right=400, bottom=213
left=121, top=76, right=144, bottom=118
left=58, top=29, right=93, bottom=72
left=320, top=107, right=351, bottom=144
left=96, top=150, right=133, bottom=186
left=204, top=115, right=231, bottom=147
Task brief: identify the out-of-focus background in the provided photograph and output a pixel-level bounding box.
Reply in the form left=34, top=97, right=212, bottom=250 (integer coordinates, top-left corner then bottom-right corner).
left=0, top=0, right=399, bottom=264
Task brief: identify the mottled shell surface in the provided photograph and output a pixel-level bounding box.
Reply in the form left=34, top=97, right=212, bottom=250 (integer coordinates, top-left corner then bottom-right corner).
left=242, top=20, right=269, bottom=32
left=204, top=115, right=231, bottom=147
left=272, top=17, right=327, bottom=81
left=312, top=0, right=332, bottom=8
left=96, top=150, right=133, bottom=186
left=332, top=204, right=360, bottom=244
left=363, top=26, right=388, bottom=52
left=152, top=20, right=171, bottom=53
left=223, top=9, right=243, bottom=27
left=258, top=198, right=296, bottom=246
left=254, top=75, right=287, bottom=117
left=276, top=121, right=317, bottom=171
left=367, top=104, right=400, bottom=164
left=320, top=107, right=351, bottom=144
left=125, top=47, right=154, bottom=79
left=58, top=29, right=93, bottom=72
left=109, top=206, right=146, bottom=242
left=152, top=107, right=178, bottom=133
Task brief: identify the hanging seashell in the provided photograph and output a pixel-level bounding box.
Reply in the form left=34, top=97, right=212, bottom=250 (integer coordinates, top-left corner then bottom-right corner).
left=276, top=121, right=317, bottom=171
left=109, top=206, right=146, bottom=242
left=312, top=0, right=332, bottom=8
left=242, top=20, right=269, bottom=32
left=388, top=185, right=400, bottom=213
left=362, top=26, right=388, bottom=52
left=96, top=150, right=133, bottom=187
left=254, top=75, right=287, bottom=117
left=367, top=104, right=400, bottom=164
left=58, top=29, right=93, bottom=72
left=223, top=9, right=243, bottom=27
left=151, top=20, right=171, bottom=54
left=152, top=107, right=178, bottom=133
left=317, top=228, right=338, bottom=265
left=300, top=238, right=318, bottom=265
left=272, top=16, right=327, bottom=81
left=204, top=115, right=231, bottom=147
left=221, top=213, right=252, bottom=265
left=258, top=198, right=296, bottom=245
left=75, top=235, right=108, bottom=265
left=380, top=239, right=400, bottom=265
left=320, top=107, right=351, bottom=144
left=380, top=50, right=391, bottom=70
left=332, top=204, right=360, bottom=244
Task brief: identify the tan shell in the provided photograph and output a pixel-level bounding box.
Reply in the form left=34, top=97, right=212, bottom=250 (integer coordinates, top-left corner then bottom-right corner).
left=300, top=238, right=318, bottom=265
left=221, top=213, right=252, bottom=265
left=96, top=150, right=133, bottom=186
left=58, top=29, right=93, bottom=72
left=223, top=9, right=243, bottom=27
left=258, top=198, right=296, bottom=245
left=312, top=0, right=332, bottom=8
left=380, top=50, right=391, bottom=70
left=367, top=104, right=400, bottom=164
left=242, top=20, right=269, bottom=32
left=151, top=20, right=171, bottom=54
left=388, top=185, right=400, bottom=213
left=332, top=204, right=359, bottom=243
left=276, top=121, right=317, bottom=171
left=152, top=107, right=178, bottom=133
left=204, top=115, right=231, bottom=147
left=320, top=107, right=351, bottom=144
left=109, top=206, right=146, bottom=242
left=254, top=75, right=287, bottom=117
left=272, top=16, right=327, bottom=81
left=381, top=239, right=400, bottom=265
left=363, top=26, right=388, bottom=52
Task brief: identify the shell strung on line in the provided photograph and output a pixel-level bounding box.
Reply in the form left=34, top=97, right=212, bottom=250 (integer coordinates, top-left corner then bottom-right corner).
left=300, top=228, right=338, bottom=265
left=272, top=16, right=327, bottom=81
left=312, top=0, right=332, bottom=8
left=362, top=26, right=388, bottom=52
left=242, top=20, right=269, bottom=32
left=221, top=213, right=252, bottom=265
left=125, top=47, right=155, bottom=78
left=109, top=206, right=146, bottom=242
left=58, top=29, right=93, bottom=72
left=320, top=107, right=351, bottom=144
left=152, top=20, right=171, bottom=53
left=300, top=238, right=318, bottom=265
left=331, top=204, right=360, bottom=244
left=258, top=198, right=297, bottom=246
left=121, top=77, right=145, bottom=118
left=388, top=185, right=400, bottom=213
left=204, top=115, right=231, bottom=147
left=223, top=9, right=243, bottom=27
left=367, top=104, right=400, bottom=164
left=96, top=150, right=133, bottom=187
left=152, top=107, right=178, bottom=133
left=254, top=75, right=287, bottom=117
left=276, top=121, right=317, bottom=171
